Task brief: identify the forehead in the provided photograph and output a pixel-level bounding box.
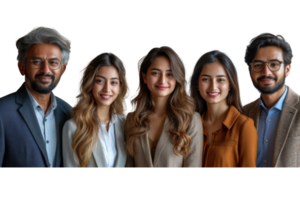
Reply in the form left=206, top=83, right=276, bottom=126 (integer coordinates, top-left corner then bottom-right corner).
left=149, top=56, right=171, bottom=70
left=200, top=62, right=227, bottom=76
left=96, top=66, right=119, bottom=78
left=253, top=46, right=284, bottom=61
left=27, top=43, right=62, bottom=59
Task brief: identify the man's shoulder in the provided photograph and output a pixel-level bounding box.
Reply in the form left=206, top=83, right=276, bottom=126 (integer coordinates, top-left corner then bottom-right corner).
left=55, top=96, right=72, bottom=114
left=243, top=98, right=260, bottom=114
left=0, top=92, right=17, bottom=110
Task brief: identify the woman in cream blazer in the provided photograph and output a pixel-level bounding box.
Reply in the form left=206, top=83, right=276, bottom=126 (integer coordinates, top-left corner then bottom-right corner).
left=63, top=115, right=127, bottom=167
left=62, top=53, right=128, bottom=167
left=125, top=47, right=203, bottom=167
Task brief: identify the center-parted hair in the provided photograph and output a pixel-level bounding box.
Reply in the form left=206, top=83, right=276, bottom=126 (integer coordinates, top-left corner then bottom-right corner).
left=126, top=46, right=195, bottom=157
left=72, top=53, right=128, bottom=167
left=190, top=50, right=243, bottom=115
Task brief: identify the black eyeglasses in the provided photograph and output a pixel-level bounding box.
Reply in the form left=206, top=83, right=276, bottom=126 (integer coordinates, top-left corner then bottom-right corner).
left=29, top=58, right=63, bottom=70
left=250, top=60, right=284, bottom=72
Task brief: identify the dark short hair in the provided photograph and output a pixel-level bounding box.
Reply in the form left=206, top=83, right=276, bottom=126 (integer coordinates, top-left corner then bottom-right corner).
left=245, top=33, right=293, bottom=66
left=190, top=50, right=243, bottom=115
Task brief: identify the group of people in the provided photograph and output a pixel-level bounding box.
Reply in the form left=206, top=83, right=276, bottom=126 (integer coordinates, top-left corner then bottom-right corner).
left=0, top=27, right=299, bottom=167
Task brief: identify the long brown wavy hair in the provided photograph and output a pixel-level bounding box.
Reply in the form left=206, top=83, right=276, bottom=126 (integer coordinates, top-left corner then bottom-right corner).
left=126, top=46, right=195, bottom=157
left=72, top=53, right=128, bottom=167
left=190, top=50, right=243, bottom=115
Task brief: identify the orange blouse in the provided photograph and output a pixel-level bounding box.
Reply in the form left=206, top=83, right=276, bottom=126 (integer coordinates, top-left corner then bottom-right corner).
left=202, top=106, right=258, bottom=167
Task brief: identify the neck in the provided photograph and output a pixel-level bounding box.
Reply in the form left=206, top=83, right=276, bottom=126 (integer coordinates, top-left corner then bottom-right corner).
left=97, top=105, right=111, bottom=124
left=151, top=94, right=168, bottom=116
left=261, top=85, right=286, bottom=109
left=25, top=83, right=51, bottom=114
left=205, top=100, right=229, bottom=123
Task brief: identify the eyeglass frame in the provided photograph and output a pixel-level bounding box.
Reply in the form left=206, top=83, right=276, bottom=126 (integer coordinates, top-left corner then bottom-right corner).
left=249, top=60, right=284, bottom=73
left=28, top=57, right=63, bottom=70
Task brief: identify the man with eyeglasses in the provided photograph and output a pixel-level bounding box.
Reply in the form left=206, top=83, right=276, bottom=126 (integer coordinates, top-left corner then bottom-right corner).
left=243, top=33, right=300, bottom=167
left=0, top=27, right=72, bottom=167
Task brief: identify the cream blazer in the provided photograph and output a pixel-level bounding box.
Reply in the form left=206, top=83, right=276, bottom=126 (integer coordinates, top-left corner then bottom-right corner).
left=62, top=115, right=127, bottom=167
left=125, top=112, right=203, bottom=167
left=244, top=86, right=300, bottom=167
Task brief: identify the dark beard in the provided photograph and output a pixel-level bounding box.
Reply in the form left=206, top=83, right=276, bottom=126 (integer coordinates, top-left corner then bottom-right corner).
left=253, top=72, right=285, bottom=95
left=25, top=70, right=61, bottom=94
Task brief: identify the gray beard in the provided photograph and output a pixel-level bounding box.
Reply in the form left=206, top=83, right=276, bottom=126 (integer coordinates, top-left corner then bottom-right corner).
left=25, top=69, right=61, bottom=94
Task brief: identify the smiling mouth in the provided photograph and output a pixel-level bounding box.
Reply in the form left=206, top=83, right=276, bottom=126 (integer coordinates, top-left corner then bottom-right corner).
left=155, top=86, right=169, bottom=90
left=259, top=79, right=274, bottom=84
left=207, top=92, right=220, bottom=97
left=100, top=94, right=112, bottom=100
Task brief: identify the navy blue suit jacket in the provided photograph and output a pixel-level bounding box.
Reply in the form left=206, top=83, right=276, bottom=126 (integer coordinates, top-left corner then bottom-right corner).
left=0, top=83, right=72, bottom=167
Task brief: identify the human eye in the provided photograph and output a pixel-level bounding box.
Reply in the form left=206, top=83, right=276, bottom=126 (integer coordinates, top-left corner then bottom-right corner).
left=151, top=71, right=159, bottom=76
left=202, top=78, right=209, bottom=82
left=96, top=79, right=104, bottom=84
left=32, top=59, right=42, bottom=65
left=49, top=59, right=60, bottom=66
left=253, top=63, right=263, bottom=68
left=167, top=73, right=173, bottom=77
left=111, top=81, right=119, bottom=85
left=217, top=78, right=225, bottom=82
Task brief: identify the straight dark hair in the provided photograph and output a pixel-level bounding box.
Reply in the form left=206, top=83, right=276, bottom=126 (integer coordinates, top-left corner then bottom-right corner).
left=245, top=33, right=293, bottom=66
left=190, top=50, right=243, bottom=115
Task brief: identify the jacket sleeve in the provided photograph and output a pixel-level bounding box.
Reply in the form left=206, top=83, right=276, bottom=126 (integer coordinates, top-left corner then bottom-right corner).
left=183, top=112, right=203, bottom=167
left=0, top=116, right=4, bottom=166
left=124, top=113, right=135, bottom=167
left=238, top=118, right=258, bottom=167
left=62, top=120, right=80, bottom=167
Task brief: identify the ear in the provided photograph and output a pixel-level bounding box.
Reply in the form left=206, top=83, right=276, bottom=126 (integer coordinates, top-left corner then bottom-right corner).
left=61, top=64, right=67, bottom=75
left=142, top=72, right=147, bottom=84
left=18, top=62, right=25, bottom=76
left=247, top=66, right=251, bottom=82
left=285, top=64, right=291, bottom=77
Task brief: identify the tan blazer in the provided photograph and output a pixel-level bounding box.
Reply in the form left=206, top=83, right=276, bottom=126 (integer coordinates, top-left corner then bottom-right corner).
left=243, top=86, right=300, bottom=167
left=62, top=115, right=127, bottom=167
left=125, top=112, right=203, bottom=167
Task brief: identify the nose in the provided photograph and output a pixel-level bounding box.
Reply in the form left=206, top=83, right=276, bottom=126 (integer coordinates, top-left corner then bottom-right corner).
left=261, top=63, right=272, bottom=76
left=159, top=73, right=166, bottom=84
left=103, top=81, right=110, bottom=92
left=209, top=79, right=217, bottom=90
left=39, top=60, right=51, bottom=74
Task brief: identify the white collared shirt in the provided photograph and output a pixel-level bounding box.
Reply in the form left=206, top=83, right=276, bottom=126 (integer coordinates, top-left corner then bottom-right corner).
left=98, top=114, right=118, bottom=167
left=25, top=87, right=57, bottom=167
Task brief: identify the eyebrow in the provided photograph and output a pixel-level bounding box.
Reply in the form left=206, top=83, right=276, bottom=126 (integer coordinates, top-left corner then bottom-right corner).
left=201, top=74, right=227, bottom=77
left=253, top=59, right=281, bottom=62
left=31, top=56, right=60, bottom=60
left=151, top=68, right=172, bottom=72
left=96, top=75, right=119, bottom=80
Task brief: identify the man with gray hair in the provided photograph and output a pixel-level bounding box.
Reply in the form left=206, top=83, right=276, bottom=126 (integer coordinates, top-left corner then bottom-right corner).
left=0, top=27, right=72, bottom=167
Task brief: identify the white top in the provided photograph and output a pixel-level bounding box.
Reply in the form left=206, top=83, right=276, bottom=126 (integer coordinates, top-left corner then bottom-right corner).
left=98, top=114, right=118, bottom=167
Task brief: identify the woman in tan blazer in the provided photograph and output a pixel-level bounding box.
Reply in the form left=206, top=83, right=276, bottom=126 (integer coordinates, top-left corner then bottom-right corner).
left=125, top=47, right=203, bottom=167
left=190, top=50, right=258, bottom=167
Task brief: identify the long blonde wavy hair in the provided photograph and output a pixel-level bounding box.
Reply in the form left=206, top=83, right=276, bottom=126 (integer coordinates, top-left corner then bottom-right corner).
left=126, top=46, right=195, bottom=157
left=72, top=53, right=128, bottom=167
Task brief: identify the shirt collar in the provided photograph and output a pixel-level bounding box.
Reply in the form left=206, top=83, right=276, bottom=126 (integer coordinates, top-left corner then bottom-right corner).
left=99, top=113, right=117, bottom=127
left=25, top=86, right=57, bottom=111
left=260, top=86, right=288, bottom=111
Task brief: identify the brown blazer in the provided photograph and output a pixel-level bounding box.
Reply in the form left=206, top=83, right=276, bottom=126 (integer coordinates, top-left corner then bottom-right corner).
left=244, top=86, right=300, bottom=167
left=202, top=106, right=258, bottom=167
left=125, top=112, right=203, bottom=167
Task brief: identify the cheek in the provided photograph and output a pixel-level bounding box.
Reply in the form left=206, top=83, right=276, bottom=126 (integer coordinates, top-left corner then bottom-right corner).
left=147, top=75, right=157, bottom=85
left=112, top=86, right=120, bottom=96
left=92, top=84, right=101, bottom=97
left=198, top=81, right=208, bottom=95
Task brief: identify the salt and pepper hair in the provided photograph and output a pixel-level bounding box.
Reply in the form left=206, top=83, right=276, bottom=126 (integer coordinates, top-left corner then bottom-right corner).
left=16, top=27, right=71, bottom=65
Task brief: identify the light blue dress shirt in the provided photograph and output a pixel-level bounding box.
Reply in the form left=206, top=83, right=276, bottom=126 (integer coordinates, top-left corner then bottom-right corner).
left=257, top=86, right=288, bottom=167
left=26, top=87, right=57, bottom=167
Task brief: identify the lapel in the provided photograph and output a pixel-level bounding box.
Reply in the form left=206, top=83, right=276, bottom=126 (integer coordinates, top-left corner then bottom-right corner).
left=273, top=87, right=299, bottom=167
left=92, top=129, right=108, bottom=167
left=114, top=117, right=127, bottom=167
left=54, top=106, right=65, bottom=167
left=16, top=83, right=49, bottom=166
left=247, top=98, right=261, bottom=132
left=140, top=133, right=153, bottom=167
left=153, top=117, right=170, bottom=167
